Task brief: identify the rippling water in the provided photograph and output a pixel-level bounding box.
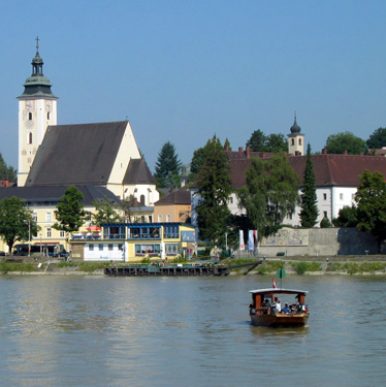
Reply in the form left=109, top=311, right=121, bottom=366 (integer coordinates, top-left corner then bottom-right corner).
left=0, top=275, right=385, bottom=386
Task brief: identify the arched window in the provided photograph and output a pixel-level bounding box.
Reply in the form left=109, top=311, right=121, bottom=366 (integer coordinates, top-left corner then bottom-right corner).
left=299, top=138, right=302, bottom=145
left=291, top=138, right=295, bottom=146
left=28, top=132, right=32, bottom=144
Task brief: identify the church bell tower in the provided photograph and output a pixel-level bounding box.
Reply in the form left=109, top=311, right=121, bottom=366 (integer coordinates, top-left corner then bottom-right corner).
left=17, top=37, right=57, bottom=186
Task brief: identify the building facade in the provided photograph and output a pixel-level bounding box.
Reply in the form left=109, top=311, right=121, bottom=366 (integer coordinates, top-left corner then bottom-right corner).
left=71, top=222, right=196, bottom=262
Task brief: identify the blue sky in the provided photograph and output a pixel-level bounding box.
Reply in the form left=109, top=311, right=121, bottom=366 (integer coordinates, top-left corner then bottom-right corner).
left=1, top=0, right=386, bottom=171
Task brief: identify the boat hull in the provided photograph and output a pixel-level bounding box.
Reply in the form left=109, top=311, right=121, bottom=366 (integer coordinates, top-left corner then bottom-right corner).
left=250, top=313, right=309, bottom=327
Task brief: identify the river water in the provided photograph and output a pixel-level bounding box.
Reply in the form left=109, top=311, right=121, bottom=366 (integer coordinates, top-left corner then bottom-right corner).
left=0, top=275, right=385, bottom=387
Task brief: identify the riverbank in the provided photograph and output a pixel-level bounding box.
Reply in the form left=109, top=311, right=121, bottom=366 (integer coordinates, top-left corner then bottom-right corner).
left=1, top=256, right=386, bottom=276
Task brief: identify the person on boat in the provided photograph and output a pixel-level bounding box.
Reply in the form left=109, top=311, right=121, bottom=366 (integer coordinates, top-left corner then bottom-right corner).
left=282, top=303, right=290, bottom=314
left=274, top=297, right=281, bottom=313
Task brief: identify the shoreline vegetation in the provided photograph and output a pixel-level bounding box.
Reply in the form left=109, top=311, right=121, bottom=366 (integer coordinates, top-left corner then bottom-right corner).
left=1, top=256, right=386, bottom=276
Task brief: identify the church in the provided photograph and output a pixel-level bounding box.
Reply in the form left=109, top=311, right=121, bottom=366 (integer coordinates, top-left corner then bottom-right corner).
left=0, top=40, right=159, bottom=253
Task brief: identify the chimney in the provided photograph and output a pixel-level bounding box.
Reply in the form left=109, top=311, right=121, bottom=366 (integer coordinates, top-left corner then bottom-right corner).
left=238, top=147, right=243, bottom=157
left=246, top=146, right=251, bottom=159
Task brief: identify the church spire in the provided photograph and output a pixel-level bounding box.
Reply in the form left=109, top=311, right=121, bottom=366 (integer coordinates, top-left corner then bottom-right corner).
left=31, top=36, right=44, bottom=76
left=19, top=37, right=56, bottom=98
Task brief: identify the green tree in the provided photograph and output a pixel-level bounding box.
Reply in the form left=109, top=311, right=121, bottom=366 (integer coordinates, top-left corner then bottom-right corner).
left=92, top=199, right=120, bottom=226
left=325, top=131, right=367, bottom=155
left=320, top=215, right=332, bottom=228
left=0, top=153, right=16, bottom=182
left=188, top=146, right=207, bottom=186
left=246, top=129, right=265, bottom=152
left=333, top=206, right=358, bottom=227
left=195, top=136, right=232, bottom=246
left=238, top=154, right=299, bottom=240
left=0, top=196, right=38, bottom=253
left=265, top=133, right=288, bottom=153
left=154, top=142, right=181, bottom=189
left=246, top=130, right=287, bottom=152
left=367, top=127, right=386, bottom=149
left=53, top=186, right=86, bottom=236
left=299, top=144, right=318, bottom=227
left=355, top=171, right=386, bottom=251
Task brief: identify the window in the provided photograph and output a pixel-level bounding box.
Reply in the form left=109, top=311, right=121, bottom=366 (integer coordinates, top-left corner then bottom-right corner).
left=46, top=228, right=52, bottom=238
left=60, top=230, right=65, bottom=238
left=165, top=244, right=179, bottom=255
left=291, top=138, right=295, bottom=146
left=299, top=138, right=302, bottom=145
left=118, top=244, right=124, bottom=251
left=47, top=112, right=50, bottom=120
left=108, top=244, right=113, bottom=251
left=339, top=193, right=344, bottom=200
left=28, top=112, right=32, bottom=120
left=228, top=196, right=233, bottom=204
left=324, top=211, right=327, bottom=218
left=323, top=193, right=327, bottom=200
left=140, top=195, right=145, bottom=205
left=99, top=244, right=104, bottom=251
left=164, top=225, right=179, bottom=239
left=29, top=132, right=32, bottom=144
left=46, top=212, right=52, bottom=222
left=135, top=244, right=160, bottom=256
left=89, top=244, right=94, bottom=251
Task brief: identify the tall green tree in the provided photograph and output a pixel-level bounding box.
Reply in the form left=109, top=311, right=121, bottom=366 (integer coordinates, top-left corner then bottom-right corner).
left=0, top=196, right=38, bottom=253
left=238, top=154, right=299, bottom=240
left=92, top=199, right=120, bottom=226
left=189, top=147, right=207, bottom=186
left=154, top=142, right=181, bottom=189
left=299, top=144, right=318, bottom=227
left=246, top=130, right=287, bottom=152
left=0, top=153, right=16, bottom=182
left=325, top=131, right=367, bottom=154
left=195, top=136, right=232, bottom=246
left=53, top=186, right=86, bottom=236
left=367, top=127, right=386, bottom=149
left=355, top=171, right=386, bottom=251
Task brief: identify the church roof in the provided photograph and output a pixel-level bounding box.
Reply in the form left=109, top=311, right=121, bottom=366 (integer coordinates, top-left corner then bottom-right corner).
left=0, top=185, right=120, bottom=206
left=123, top=158, right=155, bottom=185
left=26, top=121, right=128, bottom=186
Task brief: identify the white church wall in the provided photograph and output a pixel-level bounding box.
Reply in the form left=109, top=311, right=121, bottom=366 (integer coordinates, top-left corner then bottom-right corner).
left=108, top=122, right=141, bottom=185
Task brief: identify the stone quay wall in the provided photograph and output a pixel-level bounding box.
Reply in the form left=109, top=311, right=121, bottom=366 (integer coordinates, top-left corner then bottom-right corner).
left=258, top=227, right=381, bottom=257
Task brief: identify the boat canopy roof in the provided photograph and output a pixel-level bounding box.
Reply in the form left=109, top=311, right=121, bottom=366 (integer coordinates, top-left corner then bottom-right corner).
left=249, top=288, right=308, bottom=295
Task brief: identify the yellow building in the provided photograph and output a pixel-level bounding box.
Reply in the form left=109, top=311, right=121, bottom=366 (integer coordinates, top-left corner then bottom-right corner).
left=153, top=190, right=191, bottom=223
left=71, top=222, right=196, bottom=262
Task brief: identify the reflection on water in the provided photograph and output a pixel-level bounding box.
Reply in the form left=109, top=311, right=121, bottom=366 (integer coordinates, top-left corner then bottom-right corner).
left=0, top=275, right=385, bottom=386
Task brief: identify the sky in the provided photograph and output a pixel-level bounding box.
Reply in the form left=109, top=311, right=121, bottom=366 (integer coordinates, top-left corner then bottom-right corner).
left=1, top=0, right=386, bottom=171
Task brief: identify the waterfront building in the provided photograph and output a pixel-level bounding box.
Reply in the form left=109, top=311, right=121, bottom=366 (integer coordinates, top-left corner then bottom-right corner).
left=70, top=222, right=196, bottom=262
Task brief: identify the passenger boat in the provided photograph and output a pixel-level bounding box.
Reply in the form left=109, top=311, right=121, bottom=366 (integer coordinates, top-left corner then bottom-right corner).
left=249, top=288, right=309, bottom=327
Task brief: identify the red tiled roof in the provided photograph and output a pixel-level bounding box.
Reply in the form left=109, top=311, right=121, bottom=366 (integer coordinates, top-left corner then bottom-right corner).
left=228, top=152, right=386, bottom=188
left=155, top=189, right=191, bottom=206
